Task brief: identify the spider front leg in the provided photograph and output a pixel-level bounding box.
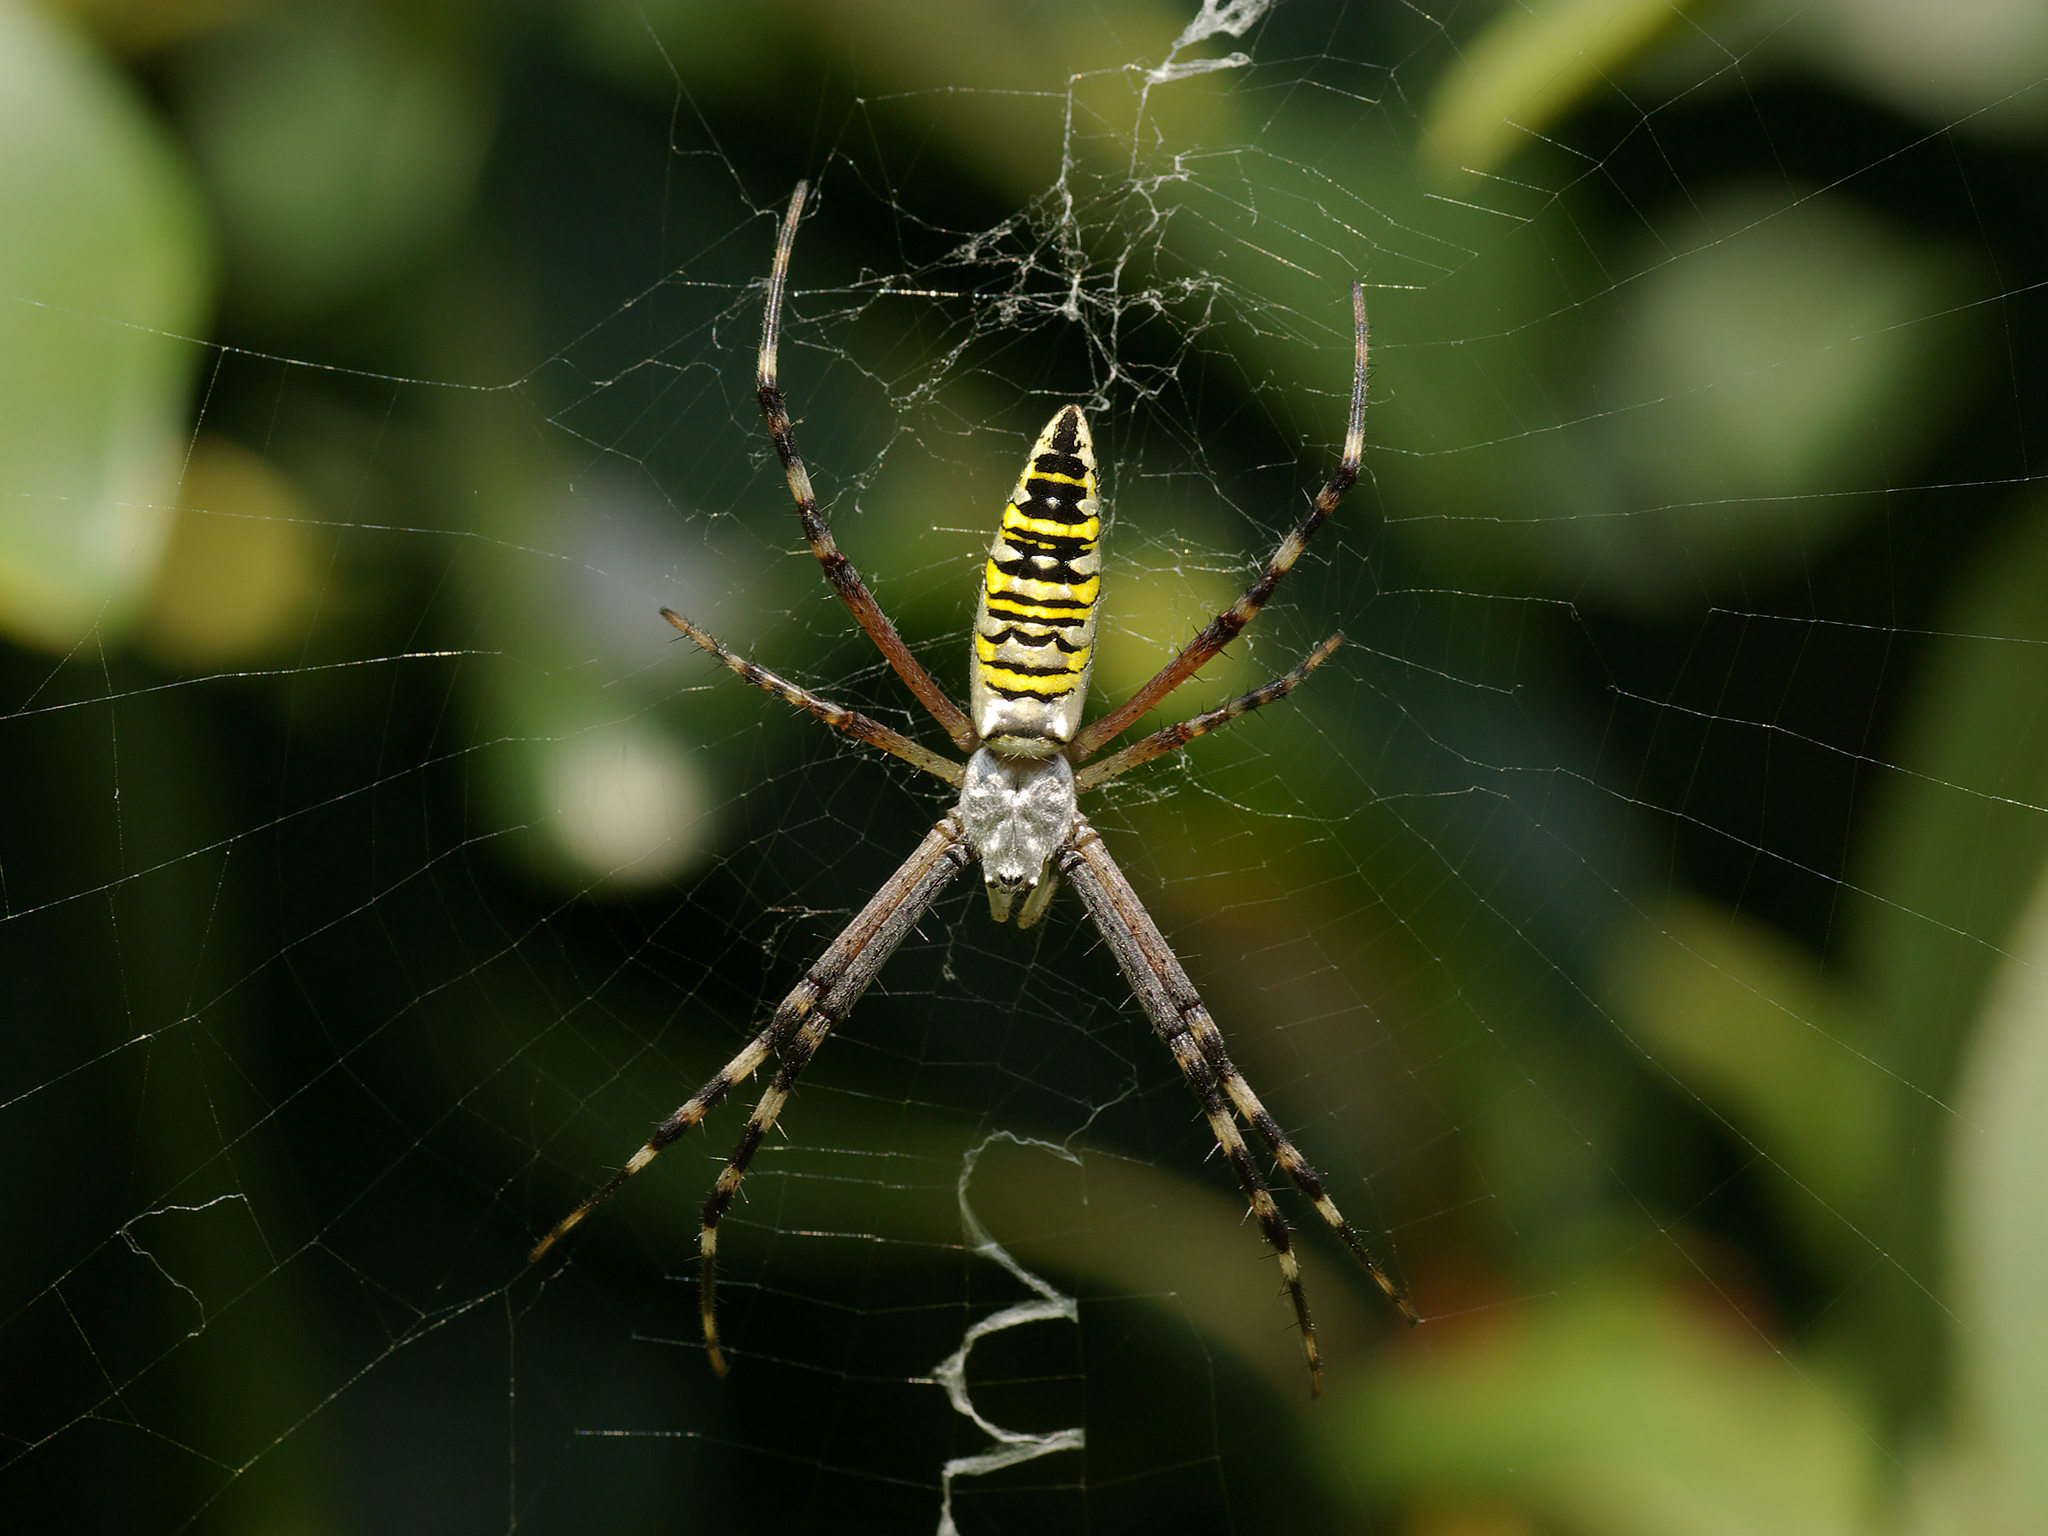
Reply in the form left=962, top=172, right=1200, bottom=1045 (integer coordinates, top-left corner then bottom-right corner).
left=756, top=182, right=976, bottom=752
left=1069, top=282, right=1368, bottom=761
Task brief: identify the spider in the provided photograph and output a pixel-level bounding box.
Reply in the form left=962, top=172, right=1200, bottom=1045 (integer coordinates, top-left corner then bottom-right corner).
left=529, top=182, right=1417, bottom=1395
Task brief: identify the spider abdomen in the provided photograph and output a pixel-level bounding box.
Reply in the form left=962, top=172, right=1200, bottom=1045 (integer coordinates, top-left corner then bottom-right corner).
left=970, top=406, right=1101, bottom=751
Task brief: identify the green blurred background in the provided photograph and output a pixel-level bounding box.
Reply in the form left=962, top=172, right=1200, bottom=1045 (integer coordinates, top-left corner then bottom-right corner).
left=3, top=1, right=2047, bottom=1531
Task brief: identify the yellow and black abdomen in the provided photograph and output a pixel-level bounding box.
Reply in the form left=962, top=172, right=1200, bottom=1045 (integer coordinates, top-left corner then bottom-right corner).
left=970, top=406, right=1101, bottom=753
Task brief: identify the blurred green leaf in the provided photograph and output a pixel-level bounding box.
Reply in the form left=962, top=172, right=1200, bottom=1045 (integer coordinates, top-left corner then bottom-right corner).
left=1797, top=0, right=2048, bottom=137
left=0, top=0, right=210, bottom=652
left=1584, top=186, right=1969, bottom=606
left=1837, top=508, right=2048, bottom=1409
left=135, top=434, right=326, bottom=667
left=439, top=384, right=723, bottom=894
left=174, top=7, right=492, bottom=324
left=1604, top=895, right=1888, bottom=1254
left=1378, top=183, right=1973, bottom=611
left=1419, top=0, right=1693, bottom=180
left=1855, top=508, right=2048, bottom=1094
left=1171, top=93, right=1974, bottom=612
left=1343, top=1286, right=1877, bottom=1536
left=1950, top=866, right=2048, bottom=1529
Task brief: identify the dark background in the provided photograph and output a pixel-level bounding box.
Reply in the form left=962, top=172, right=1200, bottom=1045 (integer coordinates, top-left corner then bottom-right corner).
left=3, top=2, right=2046, bottom=1532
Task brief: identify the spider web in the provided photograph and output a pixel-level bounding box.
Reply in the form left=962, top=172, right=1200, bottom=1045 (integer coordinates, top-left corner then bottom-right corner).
left=5, top=1, right=2047, bottom=1532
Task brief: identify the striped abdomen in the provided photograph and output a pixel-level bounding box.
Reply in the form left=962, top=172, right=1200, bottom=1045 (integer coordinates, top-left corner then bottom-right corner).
left=970, top=406, right=1101, bottom=753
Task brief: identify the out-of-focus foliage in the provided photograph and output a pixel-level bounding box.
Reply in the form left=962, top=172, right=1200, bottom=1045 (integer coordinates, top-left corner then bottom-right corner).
left=1418, top=0, right=1697, bottom=178
left=0, top=0, right=209, bottom=651
left=173, top=5, right=494, bottom=326
left=1954, top=867, right=2048, bottom=1530
left=136, top=435, right=323, bottom=666
left=4, top=1, right=2048, bottom=1533
left=1352, top=1285, right=1879, bottom=1536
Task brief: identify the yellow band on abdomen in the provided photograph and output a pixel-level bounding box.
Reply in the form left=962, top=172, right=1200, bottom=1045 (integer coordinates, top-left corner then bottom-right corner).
left=969, top=406, right=1102, bottom=751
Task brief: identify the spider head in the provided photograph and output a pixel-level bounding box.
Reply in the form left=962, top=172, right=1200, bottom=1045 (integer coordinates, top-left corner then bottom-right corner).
left=958, top=747, right=1077, bottom=928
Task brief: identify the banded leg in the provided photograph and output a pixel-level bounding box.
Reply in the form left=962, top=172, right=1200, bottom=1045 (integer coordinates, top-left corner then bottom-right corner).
left=694, top=816, right=973, bottom=1372
left=1069, top=283, right=1368, bottom=761
left=1060, top=819, right=1414, bottom=1393
left=529, top=817, right=973, bottom=1352
left=1193, top=1020, right=1417, bottom=1323
left=1065, top=818, right=1412, bottom=1319
left=1060, top=821, right=1323, bottom=1393
left=1074, top=633, right=1343, bottom=794
left=757, top=182, right=977, bottom=752
left=661, top=608, right=962, bottom=787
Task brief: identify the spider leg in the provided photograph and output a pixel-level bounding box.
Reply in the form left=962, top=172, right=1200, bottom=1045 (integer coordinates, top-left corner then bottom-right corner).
left=1068, top=283, right=1367, bottom=762
left=695, top=814, right=972, bottom=1373
left=757, top=182, right=977, bottom=752
left=1194, top=1025, right=1417, bottom=1324
left=661, top=609, right=963, bottom=786
left=1058, top=819, right=1326, bottom=1395
left=1070, top=639, right=1413, bottom=1322
left=1074, top=633, right=1342, bottom=794
left=531, top=815, right=974, bottom=1377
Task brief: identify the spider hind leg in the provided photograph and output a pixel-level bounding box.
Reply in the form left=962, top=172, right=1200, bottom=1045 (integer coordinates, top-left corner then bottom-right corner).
left=530, top=817, right=973, bottom=1378
left=1058, top=817, right=1413, bottom=1393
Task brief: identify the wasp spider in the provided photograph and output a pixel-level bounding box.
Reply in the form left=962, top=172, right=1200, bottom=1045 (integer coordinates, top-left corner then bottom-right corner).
left=530, top=183, right=1417, bottom=1394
